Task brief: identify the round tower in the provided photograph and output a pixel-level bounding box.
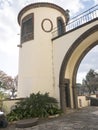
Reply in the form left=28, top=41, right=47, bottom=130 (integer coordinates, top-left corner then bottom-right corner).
left=17, top=2, right=69, bottom=99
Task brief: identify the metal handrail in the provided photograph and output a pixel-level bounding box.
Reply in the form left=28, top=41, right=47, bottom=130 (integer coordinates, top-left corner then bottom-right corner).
left=52, top=4, right=98, bottom=39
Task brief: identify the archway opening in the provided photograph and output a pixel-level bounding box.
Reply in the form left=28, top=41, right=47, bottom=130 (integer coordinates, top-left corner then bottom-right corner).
left=76, top=45, right=98, bottom=96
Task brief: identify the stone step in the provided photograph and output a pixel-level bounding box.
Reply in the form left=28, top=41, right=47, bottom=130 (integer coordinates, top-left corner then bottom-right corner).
left=15, top=118, right=38, bottom=130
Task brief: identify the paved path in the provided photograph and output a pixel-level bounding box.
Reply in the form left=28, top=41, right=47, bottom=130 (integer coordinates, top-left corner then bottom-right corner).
left=1, top=106, right=98, bottom=130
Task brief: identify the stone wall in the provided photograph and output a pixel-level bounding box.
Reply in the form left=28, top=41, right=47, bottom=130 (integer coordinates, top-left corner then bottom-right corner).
left=1, top=95, right=97, bottom=114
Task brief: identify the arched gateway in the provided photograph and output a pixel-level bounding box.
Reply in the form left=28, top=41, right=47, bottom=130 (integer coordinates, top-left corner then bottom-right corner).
left=59, top=25, right=98, bottom=112
left=17, top=2, right=98, bottom=112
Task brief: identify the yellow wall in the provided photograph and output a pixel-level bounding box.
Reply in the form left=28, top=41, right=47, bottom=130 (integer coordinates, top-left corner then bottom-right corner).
left=53, top=20, right=98, bottom=105
left=2, top=99, right=22, bottom=114
left=78, top=95, right=96, bottom=108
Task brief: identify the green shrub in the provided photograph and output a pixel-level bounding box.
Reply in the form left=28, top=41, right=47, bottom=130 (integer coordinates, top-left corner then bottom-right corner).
left=7, top=92, right=61, bottom=122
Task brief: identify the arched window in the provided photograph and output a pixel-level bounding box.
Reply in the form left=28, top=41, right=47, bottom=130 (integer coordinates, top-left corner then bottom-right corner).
left=57, top=17, right=65, bottom=36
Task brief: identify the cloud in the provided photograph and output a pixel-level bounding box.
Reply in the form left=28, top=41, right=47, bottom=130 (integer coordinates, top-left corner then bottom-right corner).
left=0, top=0, right=19, bottom=77
left=77, top=45, right=98, bottom=83
left=81, top=46, right=98, bottom=70
left=77, top=72, right=86, bottom=83
left=13, top=0, right=86, bottom=15
left=93, top=0, right=98, bottom=4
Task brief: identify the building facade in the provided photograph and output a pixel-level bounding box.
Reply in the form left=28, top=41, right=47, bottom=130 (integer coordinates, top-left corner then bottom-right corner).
left=17, top=2, right=98, bottom=112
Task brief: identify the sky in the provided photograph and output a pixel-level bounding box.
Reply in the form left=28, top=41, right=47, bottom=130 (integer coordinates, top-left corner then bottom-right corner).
left=0, top=0, right=98, bottom=82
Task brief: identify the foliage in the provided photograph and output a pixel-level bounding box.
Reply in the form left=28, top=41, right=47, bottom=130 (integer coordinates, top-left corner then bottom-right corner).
left=7, top=92, right=61, bottom=122
left=82, top=69, right=98, bottom=94
left=0, top=91, right=9, bottom=109
left=0, top=91, right=10, bottom=100
left=0, top=70, right=18, bottom=98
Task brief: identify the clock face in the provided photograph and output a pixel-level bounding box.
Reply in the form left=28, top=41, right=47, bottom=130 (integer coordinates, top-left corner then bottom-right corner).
left=41, top=19, right=53, bottom=32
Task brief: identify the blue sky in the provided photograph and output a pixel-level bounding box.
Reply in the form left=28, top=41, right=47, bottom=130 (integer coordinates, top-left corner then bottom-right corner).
left=0, top=0, right=98, bottom=82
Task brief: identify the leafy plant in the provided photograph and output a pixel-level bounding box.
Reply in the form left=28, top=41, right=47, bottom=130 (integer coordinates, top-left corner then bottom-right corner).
left=7, top=92, right=61, bottom=122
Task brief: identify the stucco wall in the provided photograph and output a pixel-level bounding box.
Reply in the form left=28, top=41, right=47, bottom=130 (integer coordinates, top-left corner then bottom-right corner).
left=18, top=4, right=67, bottom=100
left=2, top=95, right=97, bottom=115
left=2, top=99, right=22, bottom=114
left=52, top=20, right=98, bottom=102
left=78, top=95, right=96, bottom=108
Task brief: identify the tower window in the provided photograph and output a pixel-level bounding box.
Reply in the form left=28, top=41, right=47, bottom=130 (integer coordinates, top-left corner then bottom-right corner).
left=21, top=13, right=34, bottom=43
left=57, top=17, right=65, bottom=36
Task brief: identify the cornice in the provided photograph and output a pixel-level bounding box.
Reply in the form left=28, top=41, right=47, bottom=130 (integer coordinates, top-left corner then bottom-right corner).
left=18, top=2, right=69, bottom=25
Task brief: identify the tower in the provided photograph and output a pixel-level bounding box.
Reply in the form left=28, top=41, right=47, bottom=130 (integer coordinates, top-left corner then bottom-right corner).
left=17, top=2, right=69, bottom=100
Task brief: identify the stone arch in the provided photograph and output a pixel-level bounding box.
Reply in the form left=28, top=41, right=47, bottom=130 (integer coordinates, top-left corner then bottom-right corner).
left=59, top=24, right=98, bottom=112
left=72, top=40, right=98, bottom=108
